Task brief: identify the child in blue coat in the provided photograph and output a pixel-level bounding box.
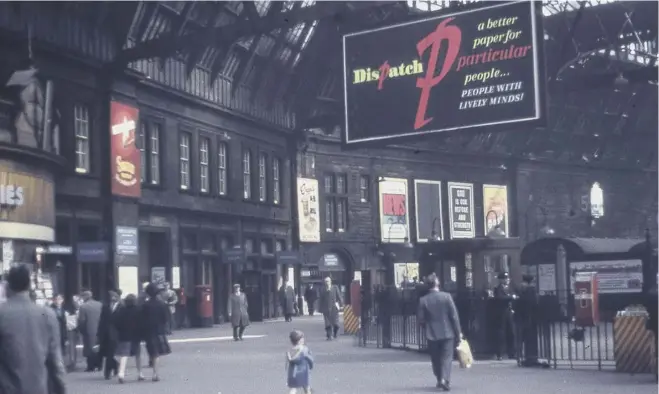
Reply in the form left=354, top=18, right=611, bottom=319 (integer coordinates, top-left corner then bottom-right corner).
left=286, top=330, right=313, bottom=393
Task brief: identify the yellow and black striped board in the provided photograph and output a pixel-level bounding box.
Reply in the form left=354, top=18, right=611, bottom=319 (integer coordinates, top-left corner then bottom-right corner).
left=614, top=315, right=656, bottom=374
left=343, top=305, right=360, bottom=335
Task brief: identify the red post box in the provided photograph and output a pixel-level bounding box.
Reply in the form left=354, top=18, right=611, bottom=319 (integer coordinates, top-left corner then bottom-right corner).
left=195, top=285, right=213, bottom=328
left=574, top=271, right=599, bottom=326
left=350, top=280, right=361, bottom=317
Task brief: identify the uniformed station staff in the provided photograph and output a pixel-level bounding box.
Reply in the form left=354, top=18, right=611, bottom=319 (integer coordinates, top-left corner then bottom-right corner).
left=514, top=274, right=540, bottom=366
left=492, top=272, right=517, bottom=360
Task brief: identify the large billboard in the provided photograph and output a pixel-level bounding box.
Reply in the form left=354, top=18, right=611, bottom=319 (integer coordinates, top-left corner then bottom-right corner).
left=110, top=101, right=141, bottom=198
left=342, top=1, right=545, bottom=146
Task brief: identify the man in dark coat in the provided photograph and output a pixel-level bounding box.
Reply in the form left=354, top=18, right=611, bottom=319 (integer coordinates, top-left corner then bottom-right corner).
left=492, top=272, right=517, bottom=360
left=78, top=290, right=102, bottom=371
left=514, top=274, right=540, bottom=366
left=0, top=265, right=66, bottom=394
left=228, top=284, right=250, bottom=341
left=279, top=281, right=296, bottom=322
left=304, top=284, right=318, bottom=316
left=97, top=290, right=121, bottom=379
left=318, top=277, right=343, bottom=340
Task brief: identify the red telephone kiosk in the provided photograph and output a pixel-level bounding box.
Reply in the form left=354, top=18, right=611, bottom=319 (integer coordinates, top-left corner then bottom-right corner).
left=574, top=271, right=599, bottom=327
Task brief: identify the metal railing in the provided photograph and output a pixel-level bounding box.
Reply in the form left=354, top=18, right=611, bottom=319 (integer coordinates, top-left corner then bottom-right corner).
left=356, top=287, right=634, bottom=371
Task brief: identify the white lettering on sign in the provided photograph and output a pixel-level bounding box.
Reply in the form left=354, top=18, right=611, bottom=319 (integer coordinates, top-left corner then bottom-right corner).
left=0, top=185, right=24, bottom=207
left=111, top=117, right=136, bottom=147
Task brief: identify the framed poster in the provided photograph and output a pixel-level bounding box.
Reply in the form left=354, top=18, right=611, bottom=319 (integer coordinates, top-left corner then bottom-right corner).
left=448, top=182, right=475, bottom=239
left=483, top=184, right=509, bottom=236
left=414, top=180, right=443, bottom=242
left=297, top=178, right=320, bottom=242
left=378, top=177, right=410, bottom=243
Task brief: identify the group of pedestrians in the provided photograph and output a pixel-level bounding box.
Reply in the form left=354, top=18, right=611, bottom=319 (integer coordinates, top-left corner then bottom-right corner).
left=77, top=281, right=172, bottom=383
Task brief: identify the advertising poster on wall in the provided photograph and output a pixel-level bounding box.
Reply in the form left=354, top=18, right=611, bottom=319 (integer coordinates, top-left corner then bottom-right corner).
left=110, top=101, right=141, bottom=198
left=570, top=260, right=643, bottom=294
left=378, top=177, right=410, bottom=243
left=483, top=184, right=509, bottom=236
left=342, top=1, right=545, bottom=145
left=297, top=178, right=320, bottom=242
left=414, top=180, right=443, bottom=242
left=448, top=182, right=475, bottom=239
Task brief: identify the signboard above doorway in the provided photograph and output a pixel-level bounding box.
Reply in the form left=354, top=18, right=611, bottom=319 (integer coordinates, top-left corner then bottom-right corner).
left=342, top=1, right=545, bottom=146
left=319, top=253, right=345, bottom=272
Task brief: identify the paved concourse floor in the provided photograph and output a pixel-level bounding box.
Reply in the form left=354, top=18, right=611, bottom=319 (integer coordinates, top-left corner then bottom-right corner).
left=65, top=315, right=658, bottom=394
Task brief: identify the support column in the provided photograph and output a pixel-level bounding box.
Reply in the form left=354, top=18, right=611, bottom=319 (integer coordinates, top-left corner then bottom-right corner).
left=100, top=72, right=141, bottom=300
left=288, top=134, right=304, bottom=314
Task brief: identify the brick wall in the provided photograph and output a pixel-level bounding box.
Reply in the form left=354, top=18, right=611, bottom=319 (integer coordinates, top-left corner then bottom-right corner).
left=300, top=139, right=657, bottom=270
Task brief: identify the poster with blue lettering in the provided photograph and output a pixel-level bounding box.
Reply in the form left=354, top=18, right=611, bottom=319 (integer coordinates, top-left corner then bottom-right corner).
left=448, top=182, right=475, bottom=239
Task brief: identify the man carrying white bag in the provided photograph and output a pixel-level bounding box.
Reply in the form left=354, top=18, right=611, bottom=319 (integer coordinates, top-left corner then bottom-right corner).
left=417, top=273, right=464, bottom=392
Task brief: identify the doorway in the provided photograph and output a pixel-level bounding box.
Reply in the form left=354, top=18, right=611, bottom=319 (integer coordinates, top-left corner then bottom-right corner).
left=243, top=271, right=262, bottom=322
left=77, top=223, right=102, bottom=299
left=145, top=231, right=170, bottom=284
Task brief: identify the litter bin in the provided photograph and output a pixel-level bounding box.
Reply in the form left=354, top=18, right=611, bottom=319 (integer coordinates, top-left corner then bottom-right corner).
left=195, top=285, right=213, bottom=328
left=614, top=306, right=655, bottom=373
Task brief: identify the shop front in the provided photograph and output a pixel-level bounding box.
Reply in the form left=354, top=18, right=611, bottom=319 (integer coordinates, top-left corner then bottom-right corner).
left=0, top=156, right=61, bottom=272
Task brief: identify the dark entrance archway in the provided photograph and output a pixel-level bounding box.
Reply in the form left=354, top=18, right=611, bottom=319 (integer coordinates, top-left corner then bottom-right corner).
left=314, top=248, right=355, bottom=304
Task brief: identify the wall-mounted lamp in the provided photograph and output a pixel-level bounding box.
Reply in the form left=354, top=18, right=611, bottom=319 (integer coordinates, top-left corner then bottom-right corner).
left=401, top=237, right=413, bottom=248
left=537, top=206, right=555, bottom=237
left=430, top=217, right=442, bottom=241
left=375, top=224, right=414, bottom=252
left=485, top=210, right=506, bottom=238
left=387, top=222, right=414, bottom=248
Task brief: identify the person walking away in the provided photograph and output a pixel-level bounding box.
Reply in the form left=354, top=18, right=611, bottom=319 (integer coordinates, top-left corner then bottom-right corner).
left=98, top=290, right=122, bottom=379
left=162, top=282, right=178, bottom=334
left=304, top=284, right=318, bottom=316
left=51, top=294, right=68, bottom=359
left=142, top=283, right=171, bottom=381
left=318, top=277, right=343, bottom=340
left=280, top=280, right=296, bottom=322
left=78, top=290, right=103, bottom=372
left=0, top=264, right=66, bottom=394
left=417, top=273, right=461, bottom=391
left=113, top=294, right=145, bottom=383
left=286, top=330, right=314, bottom=394
left=493, top=272, right=518, bottom=360
left=228, top=284, right=250, bottom=341
left=137, top=282, right=153, bottom=367
left=65, top=294, right=81, bottom=371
